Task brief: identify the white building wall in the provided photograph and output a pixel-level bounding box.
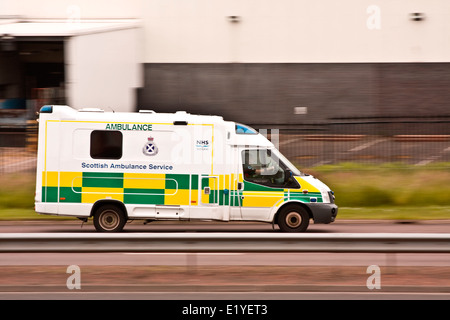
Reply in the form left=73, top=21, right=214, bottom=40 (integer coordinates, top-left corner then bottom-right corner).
left=2, top=0, right=450, bottom=63
left=66, top=27, right=143, bottom=112
left=3, top=0, right=450, bottom=116
left=0, top=0, right=142, bottom=19
left=142, top=0, right=450, bottom=63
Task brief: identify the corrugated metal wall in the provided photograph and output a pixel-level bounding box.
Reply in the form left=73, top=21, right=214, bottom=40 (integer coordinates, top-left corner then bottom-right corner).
left=137, top=63, right=450, bottom=134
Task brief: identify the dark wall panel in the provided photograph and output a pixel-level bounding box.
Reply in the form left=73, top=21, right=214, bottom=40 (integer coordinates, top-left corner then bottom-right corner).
left=137, top=63, right=450, bottom=131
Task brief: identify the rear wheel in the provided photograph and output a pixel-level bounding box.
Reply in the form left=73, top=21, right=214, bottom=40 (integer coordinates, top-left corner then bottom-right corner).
left=277, top=205, right=310, bottom=232
left=93, top=204, right=126, bottom=232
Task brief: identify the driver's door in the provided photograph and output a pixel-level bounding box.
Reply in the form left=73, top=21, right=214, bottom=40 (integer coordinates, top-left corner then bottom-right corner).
left=238, top=148, right=286, bottom=220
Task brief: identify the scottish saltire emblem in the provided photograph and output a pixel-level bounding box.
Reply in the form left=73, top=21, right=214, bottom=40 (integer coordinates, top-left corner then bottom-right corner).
left=143, top=137, right=158, bottom=156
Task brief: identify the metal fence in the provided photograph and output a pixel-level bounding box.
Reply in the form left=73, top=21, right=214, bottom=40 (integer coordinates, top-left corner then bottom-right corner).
left=1, top=118, right=450, bottom=174
left=0, top=122, right=38, bottom=174
left=273, top=118, right=450, bottom=168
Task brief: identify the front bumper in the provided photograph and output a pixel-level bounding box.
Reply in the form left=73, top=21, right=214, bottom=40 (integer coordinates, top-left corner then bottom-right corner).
left=307, top=203, right=338, bottom=224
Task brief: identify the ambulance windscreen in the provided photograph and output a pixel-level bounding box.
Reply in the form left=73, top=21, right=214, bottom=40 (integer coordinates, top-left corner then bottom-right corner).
left=235, top=123, right=258, bottom=134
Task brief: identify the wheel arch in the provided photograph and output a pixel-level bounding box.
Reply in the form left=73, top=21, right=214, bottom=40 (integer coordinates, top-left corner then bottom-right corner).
left=272, top=201, right=313, bottom=224
left=90, top=199, right=128, bottom=219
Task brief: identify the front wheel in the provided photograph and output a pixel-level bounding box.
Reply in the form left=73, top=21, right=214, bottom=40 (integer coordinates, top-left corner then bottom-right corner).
left=277, top=205, right=310, bottom=232
left=93, top=204, right=126, bottom=232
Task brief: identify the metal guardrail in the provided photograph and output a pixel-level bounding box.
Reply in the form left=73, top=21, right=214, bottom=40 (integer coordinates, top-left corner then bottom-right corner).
left=0, top=233, right=449, bottom=253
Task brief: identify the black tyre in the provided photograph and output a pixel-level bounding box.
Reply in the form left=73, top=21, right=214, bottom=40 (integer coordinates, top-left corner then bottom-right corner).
left=277, top=205, right=310, bottom=232
left=93, top=204, right=126, bottom=232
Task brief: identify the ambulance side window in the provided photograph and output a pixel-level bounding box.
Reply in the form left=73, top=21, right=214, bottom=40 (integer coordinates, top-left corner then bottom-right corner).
left=90, top=130, right=123, bottom=159
left=242, top=150, right=285, bottom=187
left=242, top=149, right=298, bottom=188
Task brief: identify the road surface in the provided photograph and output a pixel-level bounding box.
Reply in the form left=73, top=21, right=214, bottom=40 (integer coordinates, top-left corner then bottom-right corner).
left=1, top=219, right=449, bottom=233
left=0, top=220, right=449, bottom=300
left=1, top=220, right=448, bottom=267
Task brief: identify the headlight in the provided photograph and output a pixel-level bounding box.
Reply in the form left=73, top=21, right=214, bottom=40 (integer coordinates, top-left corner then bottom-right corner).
left=321, top=190, right=330, bottom=203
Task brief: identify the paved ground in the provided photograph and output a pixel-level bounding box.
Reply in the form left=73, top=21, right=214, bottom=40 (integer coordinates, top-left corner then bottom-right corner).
left=277, top=134, right=450, bottom=167
left=1, top=219, right=449, bottom=233
left=0, top=220, right=449, bottom=300
left=1, top=264, right=449, bottom=300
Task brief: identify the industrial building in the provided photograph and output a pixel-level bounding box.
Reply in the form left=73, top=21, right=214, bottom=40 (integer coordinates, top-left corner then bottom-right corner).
left=1, top=0, right=450, bottom=131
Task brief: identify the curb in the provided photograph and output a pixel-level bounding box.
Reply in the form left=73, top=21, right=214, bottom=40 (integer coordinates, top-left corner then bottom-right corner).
left=1, top=219, right=450, bottom=225
left=1, top=284, right=449, bottom=293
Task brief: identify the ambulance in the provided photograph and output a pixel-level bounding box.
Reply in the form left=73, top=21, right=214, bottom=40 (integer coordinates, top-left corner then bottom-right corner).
left=35, top=105, right=337, bottom=232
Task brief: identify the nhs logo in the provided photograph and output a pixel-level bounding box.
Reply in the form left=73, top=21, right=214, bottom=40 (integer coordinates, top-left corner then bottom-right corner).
left=195, top=140, right=210, bottom=150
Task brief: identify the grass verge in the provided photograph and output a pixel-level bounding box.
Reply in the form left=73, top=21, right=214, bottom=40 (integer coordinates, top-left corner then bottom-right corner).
left=307, top=162, right=450, bottom=207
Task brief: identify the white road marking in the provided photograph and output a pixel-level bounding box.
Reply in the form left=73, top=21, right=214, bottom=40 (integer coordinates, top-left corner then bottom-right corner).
left=415, top=145, right=450, bottom=165
left=349, top=138, right=387, bottom=152
left=415, top=156, right=440, bottom=166
left=0, top=158, right=36, bottom=173
left=278, top=137, right=301, bottom=146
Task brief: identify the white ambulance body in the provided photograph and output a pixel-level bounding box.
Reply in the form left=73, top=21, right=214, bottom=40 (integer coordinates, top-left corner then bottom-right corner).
left=35, top=105, right=337, bottom=232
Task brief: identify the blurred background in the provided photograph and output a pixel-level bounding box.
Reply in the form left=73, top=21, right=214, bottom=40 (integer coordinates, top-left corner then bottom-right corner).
left=1, top=0, right=450, bottom=300
left=0, top=0, right=449, bottom=218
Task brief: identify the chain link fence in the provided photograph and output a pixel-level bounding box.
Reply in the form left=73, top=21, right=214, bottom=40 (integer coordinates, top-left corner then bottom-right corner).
left=0, top=121, right=38, bottom=174
left=257, top=118, right=450, bottom=168
left=1, top=118, right=450, bottom=174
